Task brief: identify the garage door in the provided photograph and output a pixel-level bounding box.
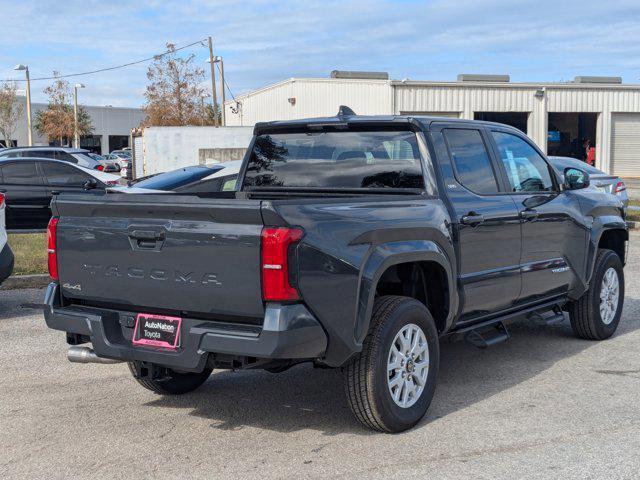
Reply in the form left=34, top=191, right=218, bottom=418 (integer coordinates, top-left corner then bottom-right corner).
left=611, top=113, right=640, bottom=177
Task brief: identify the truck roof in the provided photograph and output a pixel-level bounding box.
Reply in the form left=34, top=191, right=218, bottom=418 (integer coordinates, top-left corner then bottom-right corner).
left=254, top=108, right=522, bottom=135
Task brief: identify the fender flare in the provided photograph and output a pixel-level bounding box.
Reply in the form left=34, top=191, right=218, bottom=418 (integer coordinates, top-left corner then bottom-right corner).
left=585, top=218, right=628, bottom=286
left=354, top=239, right=457, bottom=344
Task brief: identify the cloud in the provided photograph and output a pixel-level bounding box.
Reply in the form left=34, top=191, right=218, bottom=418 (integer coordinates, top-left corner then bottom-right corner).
left=0, top=0, right=639, bottom=107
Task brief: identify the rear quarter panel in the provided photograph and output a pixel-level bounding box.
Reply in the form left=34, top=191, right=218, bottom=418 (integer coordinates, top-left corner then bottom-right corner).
left=271, top=196, right=455, bottom=366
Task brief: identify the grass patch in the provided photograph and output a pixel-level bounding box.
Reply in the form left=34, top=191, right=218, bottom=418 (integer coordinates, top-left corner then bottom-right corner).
left=7, top=233, right=47, bottom=276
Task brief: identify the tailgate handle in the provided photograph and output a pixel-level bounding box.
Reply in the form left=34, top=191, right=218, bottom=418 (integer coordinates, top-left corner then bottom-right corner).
left=129, top=230, right=165, bottom=241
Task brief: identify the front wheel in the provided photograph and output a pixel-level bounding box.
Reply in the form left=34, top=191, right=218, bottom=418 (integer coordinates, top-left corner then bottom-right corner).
left=568, top=248, right=625, bottom=340
left=343, top=296, right=440, bottom=433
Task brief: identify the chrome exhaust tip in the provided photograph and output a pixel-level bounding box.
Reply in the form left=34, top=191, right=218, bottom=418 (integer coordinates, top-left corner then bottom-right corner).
left=67, top=346, right=122, bottom=364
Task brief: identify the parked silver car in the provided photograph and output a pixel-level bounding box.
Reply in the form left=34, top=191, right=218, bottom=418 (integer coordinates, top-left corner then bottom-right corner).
left=548, top=156, right=628, bottom=207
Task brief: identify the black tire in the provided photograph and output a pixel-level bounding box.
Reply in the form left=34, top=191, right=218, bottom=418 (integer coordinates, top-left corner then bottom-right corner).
left=343, top=295, right=440, bottom=433
left=127, top=362, right=213, bottom=395
left=568, top=248, right=624, bottom=340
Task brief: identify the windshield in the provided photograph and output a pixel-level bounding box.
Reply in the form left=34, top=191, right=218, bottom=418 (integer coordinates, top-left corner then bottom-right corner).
left=242, top=130, right=425, bottom=190
left=133, top=166, right=222, bottom=190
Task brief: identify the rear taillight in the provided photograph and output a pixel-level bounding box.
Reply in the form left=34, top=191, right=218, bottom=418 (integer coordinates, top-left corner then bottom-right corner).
left=614, top=181, right=626, bottom=194
left=96, top=165, right=104, bottom=171
left=0, top=192, right=4, bottom=208
left=47, top=217, right=59, bottom=280
left=261, top=227, right=304, bottom=301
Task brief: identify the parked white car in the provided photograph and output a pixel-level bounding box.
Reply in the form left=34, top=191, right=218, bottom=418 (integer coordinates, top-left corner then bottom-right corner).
left=110, top=161, right=241, bottom=194
left=0, top=192, right=14, bottom=285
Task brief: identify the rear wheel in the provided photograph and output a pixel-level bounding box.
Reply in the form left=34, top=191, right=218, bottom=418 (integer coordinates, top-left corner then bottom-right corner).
left=128, top=362, right=212, bottom=395
left=568, top=248, right=624, bottom=340
left=343, top=296, right=439, bottom=433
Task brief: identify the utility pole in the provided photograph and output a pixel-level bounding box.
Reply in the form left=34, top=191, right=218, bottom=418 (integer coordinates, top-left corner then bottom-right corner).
left=73, top=84, right=85, bottom=148
left=14, top=65, right=32, bottom=145
left=218, top=57, right=226, bottom=126
left=207, top=36, right=219, bottom=127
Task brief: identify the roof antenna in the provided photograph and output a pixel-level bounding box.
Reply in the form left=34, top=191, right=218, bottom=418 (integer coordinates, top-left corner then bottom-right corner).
left=337, top=105, right=356, bottom=117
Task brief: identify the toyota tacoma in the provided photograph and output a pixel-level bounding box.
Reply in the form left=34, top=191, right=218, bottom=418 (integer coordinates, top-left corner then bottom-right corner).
left=43, top=108, right=628, bottom=432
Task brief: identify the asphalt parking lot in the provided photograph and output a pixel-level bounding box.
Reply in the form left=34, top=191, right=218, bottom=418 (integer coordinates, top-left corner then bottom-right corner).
left=1, top=233, right=639, bottom=480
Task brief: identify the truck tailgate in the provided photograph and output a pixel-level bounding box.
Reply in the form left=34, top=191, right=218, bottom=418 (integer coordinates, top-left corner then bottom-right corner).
left=53, top=193, right=265, bottom=320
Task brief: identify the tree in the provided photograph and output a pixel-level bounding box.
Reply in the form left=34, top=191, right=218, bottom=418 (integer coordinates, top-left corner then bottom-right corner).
left=34, top=74, right=93, bottom=145
left=0, top=82, right=23, bottom=147
left=143, top=43, right=214, bottom=126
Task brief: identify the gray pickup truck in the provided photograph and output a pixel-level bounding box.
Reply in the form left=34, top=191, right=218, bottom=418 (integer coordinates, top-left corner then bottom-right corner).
left=44, top=108, right=628, bottom=432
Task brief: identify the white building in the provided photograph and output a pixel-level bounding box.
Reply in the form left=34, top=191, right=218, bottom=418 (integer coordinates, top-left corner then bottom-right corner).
left=224, top=72, right=640, bottom=177
left=8, top=96, right=145, bottom=155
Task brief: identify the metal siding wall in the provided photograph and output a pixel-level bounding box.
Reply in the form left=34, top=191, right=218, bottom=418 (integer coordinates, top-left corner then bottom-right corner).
left=226, top=80, right=640, bottom=174
left=225, top=79, right=392, bottom=126
left=141, top=126, right=253, bottom=175
left=394, top=85, right=545, bottom=147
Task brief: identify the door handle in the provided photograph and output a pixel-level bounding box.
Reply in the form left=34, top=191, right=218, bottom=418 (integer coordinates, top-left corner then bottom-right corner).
left=520, top=209, right=539, bottom=221
left=461, top=212, right=485, bottom=226
left=129, top=230, right=165, bottom=241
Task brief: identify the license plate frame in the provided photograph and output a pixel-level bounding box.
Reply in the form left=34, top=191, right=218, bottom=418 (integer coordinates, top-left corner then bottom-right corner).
left=132, top=313, right=182, bottom=350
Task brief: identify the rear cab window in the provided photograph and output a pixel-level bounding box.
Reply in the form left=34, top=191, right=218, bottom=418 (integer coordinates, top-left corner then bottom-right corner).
left=242, top=129, right=427, bottom=192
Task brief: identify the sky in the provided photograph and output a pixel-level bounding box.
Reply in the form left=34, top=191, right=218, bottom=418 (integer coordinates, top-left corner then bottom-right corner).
left=1, top=0, right=639, bottom=108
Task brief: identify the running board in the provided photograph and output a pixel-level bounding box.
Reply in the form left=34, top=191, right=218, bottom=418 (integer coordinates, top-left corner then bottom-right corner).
left=528, top=308, right=565, bottom=326
left=448, top=297, right=567, bottom=348
left=465, top=322, right=509, bottom=349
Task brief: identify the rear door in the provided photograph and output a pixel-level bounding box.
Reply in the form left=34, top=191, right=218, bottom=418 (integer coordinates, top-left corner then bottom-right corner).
left=0, top=161, right=50, bottom=229
left=432, top=125, right=522, bottom=321
left=489, top=128, right=587, bottom=303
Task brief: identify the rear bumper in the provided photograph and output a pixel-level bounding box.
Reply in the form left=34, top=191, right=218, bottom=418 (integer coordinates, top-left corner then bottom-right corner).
left=43, top=282, right=327, bottom=372
left=0, top=243, right=14, bottom=284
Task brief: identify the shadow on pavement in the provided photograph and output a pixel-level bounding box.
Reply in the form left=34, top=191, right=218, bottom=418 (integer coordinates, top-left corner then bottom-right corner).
left=0, top=288, right=45, bottom=321
left=146, top=295, right=640, bottom=436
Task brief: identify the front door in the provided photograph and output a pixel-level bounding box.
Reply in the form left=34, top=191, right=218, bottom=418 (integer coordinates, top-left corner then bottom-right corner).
left=434, top=126, right=522, bottom=322
left=489, top=129, right=587, bottom=303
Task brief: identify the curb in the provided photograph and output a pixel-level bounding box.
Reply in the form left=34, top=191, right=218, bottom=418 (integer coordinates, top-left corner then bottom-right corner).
left=1, top=274, right=50, bottom=290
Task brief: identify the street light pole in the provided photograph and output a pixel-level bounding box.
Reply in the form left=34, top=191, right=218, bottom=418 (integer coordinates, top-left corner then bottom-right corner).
left=207, top=36, right=219, bottom=127
left=73, top=84, right=85, bottom=148
left=14, top=64, right=32, bottom=146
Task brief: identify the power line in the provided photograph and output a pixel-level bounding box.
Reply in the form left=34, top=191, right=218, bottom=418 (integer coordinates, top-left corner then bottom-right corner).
left=216, top=61, right=236, bottom=101
left=0, top=39, right=207, bottom=83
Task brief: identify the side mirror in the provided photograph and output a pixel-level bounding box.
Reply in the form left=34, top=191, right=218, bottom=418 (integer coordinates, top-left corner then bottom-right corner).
left=564, top=167, right=590, bottom=191
left=83, top=178, right=98, bottom=190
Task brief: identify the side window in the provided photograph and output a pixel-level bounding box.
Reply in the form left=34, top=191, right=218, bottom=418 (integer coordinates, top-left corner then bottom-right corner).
left=443, top=128, right=499, bottom=194
left=222, top=175, right=238, bottom=191
left=41, top=162, right=90, bottom=186
left=0, top=162, right=39, bottom=185
left=54, top=151, right=78, bottom=163
left=35, top=150, right=56, bottom=159
left=492, top=132, right=555, bottom=192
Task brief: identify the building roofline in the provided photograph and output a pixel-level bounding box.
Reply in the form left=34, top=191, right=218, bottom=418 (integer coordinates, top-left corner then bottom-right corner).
left=224, top=77, right=391, bottom=105
left=225, top=76, right=640, bottom=106
left=16, top=96, right=143, bottom=111
left=391, top=80, right=640, bottom=89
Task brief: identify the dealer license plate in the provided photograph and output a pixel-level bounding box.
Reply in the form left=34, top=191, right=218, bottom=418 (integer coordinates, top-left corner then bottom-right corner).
left=132, top=313, right=182, bottom=350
